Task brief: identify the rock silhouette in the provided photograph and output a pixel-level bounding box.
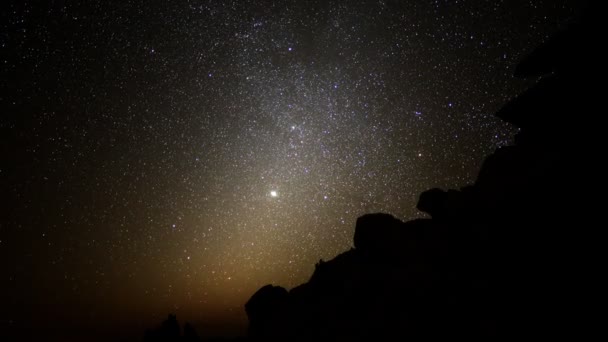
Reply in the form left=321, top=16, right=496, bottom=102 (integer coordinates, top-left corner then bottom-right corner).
left=245, top=5, right=601, bottom=341
left=245, top=285, right=289, bottom=339
left=144, top=314, right=202, bottom=342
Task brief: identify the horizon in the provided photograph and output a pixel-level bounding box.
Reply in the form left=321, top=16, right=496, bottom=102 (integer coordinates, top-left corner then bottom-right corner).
left=0, top=1, right=587, bottom=340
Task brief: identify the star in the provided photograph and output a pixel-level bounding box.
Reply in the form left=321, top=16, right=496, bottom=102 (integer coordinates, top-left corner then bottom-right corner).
left=1, top=0, right=577, bottom=338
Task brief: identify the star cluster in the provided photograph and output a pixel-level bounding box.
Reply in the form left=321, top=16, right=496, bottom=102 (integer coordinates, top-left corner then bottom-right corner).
left=0, top=0, right=582, bottom=338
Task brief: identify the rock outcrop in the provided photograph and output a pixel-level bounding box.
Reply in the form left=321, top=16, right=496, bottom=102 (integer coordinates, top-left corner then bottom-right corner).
left=246, top=6, right=601, bottom=341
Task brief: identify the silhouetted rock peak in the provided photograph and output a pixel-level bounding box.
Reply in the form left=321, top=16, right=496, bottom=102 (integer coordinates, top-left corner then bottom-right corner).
left=514, top=1, right=601, bottom=78
left=245, top=285, right=289, bottom=338
left=353, top=213, right=404, bottom=254
left=245, top=285, right=288, bottom=317
left=244, top=9, right=600, bottom=340
left=143, top=314, right=202, bottom=342
left=497, top=3, right=601, bottom=132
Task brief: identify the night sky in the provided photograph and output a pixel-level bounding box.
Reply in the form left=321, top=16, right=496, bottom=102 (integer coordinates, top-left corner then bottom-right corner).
left=1, top=0, right=583, bottom=340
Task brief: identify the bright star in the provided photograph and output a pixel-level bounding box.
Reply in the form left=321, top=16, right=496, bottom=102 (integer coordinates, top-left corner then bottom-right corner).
left=270, top=190, right=278, bottom=197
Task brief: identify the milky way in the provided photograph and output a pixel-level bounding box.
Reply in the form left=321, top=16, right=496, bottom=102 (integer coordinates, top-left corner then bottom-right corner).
left=1, top=0, right=582, bottom=338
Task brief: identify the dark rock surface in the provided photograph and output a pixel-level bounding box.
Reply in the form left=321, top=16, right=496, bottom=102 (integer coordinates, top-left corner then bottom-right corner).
left=245, top=6, right=602, bottom=341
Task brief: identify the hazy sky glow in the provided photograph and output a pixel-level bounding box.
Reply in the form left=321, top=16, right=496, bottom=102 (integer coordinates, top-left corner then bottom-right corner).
left=0, top=0, right=582, bottom=339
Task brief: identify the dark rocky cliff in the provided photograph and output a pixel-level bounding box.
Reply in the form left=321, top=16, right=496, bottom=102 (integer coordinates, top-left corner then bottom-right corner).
left=245, top=8, right=602, bottom=341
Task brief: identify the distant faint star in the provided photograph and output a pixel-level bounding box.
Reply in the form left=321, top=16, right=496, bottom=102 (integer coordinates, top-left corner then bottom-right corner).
left=1, top=0, right=574, bottom=336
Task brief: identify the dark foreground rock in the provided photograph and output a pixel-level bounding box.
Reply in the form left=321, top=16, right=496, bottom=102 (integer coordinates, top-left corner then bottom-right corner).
left=246, top=6, right=602, bottom=341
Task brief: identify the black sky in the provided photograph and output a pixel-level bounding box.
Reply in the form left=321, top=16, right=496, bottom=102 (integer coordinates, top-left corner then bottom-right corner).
left=0, top=0, right=585, bottom=340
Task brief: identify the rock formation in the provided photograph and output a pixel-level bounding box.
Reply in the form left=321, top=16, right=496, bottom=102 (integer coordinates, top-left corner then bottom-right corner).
left=246, top=6, right=601, bottom=341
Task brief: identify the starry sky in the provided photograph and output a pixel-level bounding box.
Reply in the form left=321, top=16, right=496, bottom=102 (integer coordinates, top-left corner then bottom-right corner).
left=0, top=0, right=584, bottom=339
